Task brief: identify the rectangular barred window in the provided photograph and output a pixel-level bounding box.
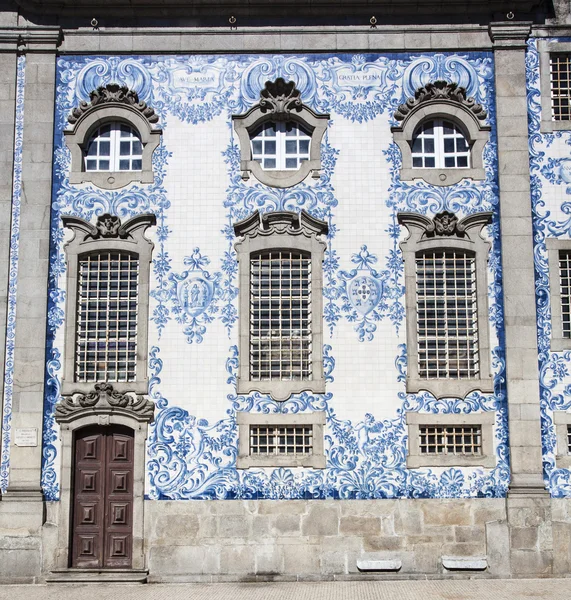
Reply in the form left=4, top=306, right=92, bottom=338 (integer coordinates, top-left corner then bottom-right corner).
left=416, top=250, right=479, bottom=379
left=250, top=424, right=313, bottom=456
left=75, top=251, right=139, bottom=382
left=560, top=250, right=571, bottom=338
left=419, top=424, right=482, bottom=456
left=551, top=54, right=571, bottom=121
left=250, top=250, right=312, bottom=381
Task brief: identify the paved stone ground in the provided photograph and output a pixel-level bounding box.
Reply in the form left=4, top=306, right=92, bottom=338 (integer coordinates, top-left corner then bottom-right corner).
left=1, top=580, right=571, bottom=600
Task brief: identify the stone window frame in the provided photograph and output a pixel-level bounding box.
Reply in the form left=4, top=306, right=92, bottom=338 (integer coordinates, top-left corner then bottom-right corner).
left=391, top=81, right=490, bottom=187
left=406, top=411, right=496, bottom=468
left=547, top=238, right=571, bottom=351
left=398, top=210, right=494, bottom=399
left=538, top=40, right=571, bottom=133
left=554, top=411, right=571, bottom=469
left=236, top=411, right=326, bottom=468
left=233, top=209, right=328, bottom=401
left=232, top=78, right=329, bottom=189
left=61, top=213, right=156, bottom=397
left=64, top=84, right=161, bottom=190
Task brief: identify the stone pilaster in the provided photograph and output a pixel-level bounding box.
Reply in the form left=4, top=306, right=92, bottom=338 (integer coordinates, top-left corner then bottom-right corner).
left=0, top=30, right=60, bottom=490
left=489, top=21, right=547, bottom=497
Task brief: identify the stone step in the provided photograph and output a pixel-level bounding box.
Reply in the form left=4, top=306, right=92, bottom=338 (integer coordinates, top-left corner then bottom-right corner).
left=46, top=569, right=148, bottom=584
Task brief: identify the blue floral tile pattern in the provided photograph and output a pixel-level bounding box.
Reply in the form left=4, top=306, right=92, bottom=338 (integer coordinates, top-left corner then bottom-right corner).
left=41, top=51, right=508, bottom=501
left=1, top=55, right=26, bottom=492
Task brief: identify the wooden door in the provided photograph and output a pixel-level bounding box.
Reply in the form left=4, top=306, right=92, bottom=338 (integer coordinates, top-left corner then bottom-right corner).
left=71, top=426, right=134, bottom=568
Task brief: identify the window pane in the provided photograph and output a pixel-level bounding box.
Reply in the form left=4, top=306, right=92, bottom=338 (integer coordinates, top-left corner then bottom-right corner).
left=416, top=250, right=479, bottom=379
left=75, top=251, right=139, bottom=383
left=250, top=250, right=312, bottom=381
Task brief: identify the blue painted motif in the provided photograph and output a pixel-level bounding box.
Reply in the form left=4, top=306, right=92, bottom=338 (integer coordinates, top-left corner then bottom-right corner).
left=526, top=37, right=571, bottom=497
left=0, top=55, right=25, bottom=493
left=166, top=248, right=223, bottom=344
left=44, top=51, right=508, bottom=501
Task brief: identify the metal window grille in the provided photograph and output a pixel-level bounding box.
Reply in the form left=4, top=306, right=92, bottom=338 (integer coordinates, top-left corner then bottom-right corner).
left=416, top=250, right=479, bottom=379
left=75, top=251, right=139, bottom=382
left=250, top=250, right=312, bottom=380
left=251, top=121, right=311, bottom=170
left=551, top=54, right=571, bottom=121
left=567, top=425, right=571, bottom=454
left=250, top=424, right=313, bottom=455
left=411, top=119, right=470, bottom=169
left=560, top=250, right=571, bottom=338
left=419, top=424, right=482, bottom=455
left=85, top=122, right=143, bottom=172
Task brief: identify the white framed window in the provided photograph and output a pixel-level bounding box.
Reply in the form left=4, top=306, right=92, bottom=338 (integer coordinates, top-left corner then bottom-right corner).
left=406, top=412, right=495, bottom=468
left=234, top=210, right=327, bottom=401
left=411, top=119, right=470, bottom=169
left=61, top=213, right=156, bottom=396
left=398, top=211, right=493, bottom=398
left=550, top=54, right=571, bottom=121
left=236, top=411, right=326, bottom=468
left=232, top=78, right=329, bottom=188
left=250, top=121, right=311, bottom=171
left=416, top=249, right=479, bottom=380
left=75, top=251, right=139, bottom=383
left=250, top=250, right=312, bottom=381
left=391, top=80, right=489, bottom=186
left=64, top=83, right=161, bottom=189
left=84, top=123, right=143, bottom=173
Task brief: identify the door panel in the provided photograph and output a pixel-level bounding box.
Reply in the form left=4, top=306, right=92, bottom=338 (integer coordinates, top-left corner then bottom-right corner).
left=71, top=427, right=134, bottom=569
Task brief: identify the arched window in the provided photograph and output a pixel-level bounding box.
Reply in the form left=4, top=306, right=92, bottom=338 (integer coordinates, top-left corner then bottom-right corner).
left=392, top=81, right=490, bottom=186
left=65, top=84, right=161, bottom=190
left=233, top=210, right=328, bottom=401
left=61, top=212, right=156, bottom=397
left=411, top=119, right=470, bottom=169
left=84, top=123, right=143, bottom=173
left=232, top=78, right=329, bottom=188
left=398, top=210, right=493, bottom=399
left=250, top=121, right=311, bottom=171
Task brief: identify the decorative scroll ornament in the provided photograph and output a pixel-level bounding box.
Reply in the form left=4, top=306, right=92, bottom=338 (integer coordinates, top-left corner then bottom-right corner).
left=233, top=209, right=328, bottom=240
left=56, top=383, right=155, bottom=422
left=393, top=80, right=487, bottom=122
left=398, top=210, right=493, bottom=241
left=62, top=213, right=157, bottom=242
left=259, top=78, right=303, bottom=117
left=67, top=83, right=159, bottom=125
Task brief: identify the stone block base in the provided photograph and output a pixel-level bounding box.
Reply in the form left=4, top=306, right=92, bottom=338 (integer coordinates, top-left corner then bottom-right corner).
left=1, top=496, right=571, bottom=582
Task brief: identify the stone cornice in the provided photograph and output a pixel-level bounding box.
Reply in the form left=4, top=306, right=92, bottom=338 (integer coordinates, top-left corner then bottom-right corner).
left=0, top=27, right=62, bottom=52
left=489, top=21, right=533, bottom=48
left=13, top=0, right=541, bottom=18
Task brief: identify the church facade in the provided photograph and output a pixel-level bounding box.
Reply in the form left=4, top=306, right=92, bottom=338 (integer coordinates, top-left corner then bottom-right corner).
left=1, top=0, right=571, bottom=582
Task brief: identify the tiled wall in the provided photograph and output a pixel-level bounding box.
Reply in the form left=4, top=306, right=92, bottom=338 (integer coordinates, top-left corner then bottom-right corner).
left=40, top=51, right=507, bottom=501
left=528, top=38, right=571, bottom=497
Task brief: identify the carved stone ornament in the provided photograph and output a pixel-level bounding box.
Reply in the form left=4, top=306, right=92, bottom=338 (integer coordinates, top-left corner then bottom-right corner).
left=67, top=83, right=159, bottom=125
left=398, top=210, right=493, bottom=241
left=429, top=211, right=460, bottom=236
left=56, top=383, right=155, bottom=423
left=393, top=80, right=487, bottom=122
left=233, top=209, right=328, bottom=240
left=62, top=212, right=157, bottom=243
left=259, top=78, right=303, bottom=117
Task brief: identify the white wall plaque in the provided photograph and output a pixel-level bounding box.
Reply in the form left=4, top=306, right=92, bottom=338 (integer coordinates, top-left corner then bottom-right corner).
left=14, top=428, right=38, bottom=447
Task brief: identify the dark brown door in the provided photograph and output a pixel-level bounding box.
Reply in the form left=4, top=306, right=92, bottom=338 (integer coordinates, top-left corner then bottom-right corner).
left=71, top=426, right=134, bottom=568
